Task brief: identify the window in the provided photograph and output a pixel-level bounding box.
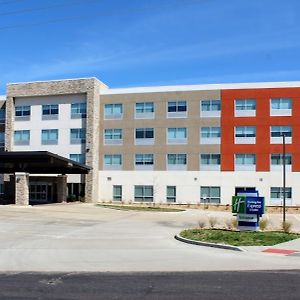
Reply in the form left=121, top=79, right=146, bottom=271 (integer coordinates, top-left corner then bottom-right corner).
left=70, top=128, right=86, bottom=144
left=104, top=103, right=123, bottom=119
left=270, top=187, right=292, bottom=199
left=113, top=185, right=122, bottom=201
left=200, top=186, right=221, bottom=204
left=200, top=127, right=221, bottom=144
left=69, top=154, right=85, bottom=164
left=166, top=186, right=176, bottom=202
left=270, top=154, right=292, bottom=171
left=235, top=99, right=256, bottom=117
left=235, top=126, right=256, bottom=144
left=104, top=129, right=122, bottom=145
left=167, top=154, right=187, bottom=170
left=134, top=185, right=153, bottom=202
left=235, top=154, right=256, bottom=171
left=0, top=132, right=4, bottom=150
left=200, top=154, right=220, bottom=170
left=42, top=104, right=59, bottom=115
left=270, top=126, right=292, bottom=144
left=200, top=100, right=221, bottom=117
left=135, top=154, right=154, bottom=170
left=135, top=128, right=154, bottom=145
left=0, top=108, right=5, bottom=123
left=14, top=130, right=30, bottom=145
left=104, top=154, right=122, bottom=170
left=0, top=183, right=3, bottom=195
left=41, top=129, right=58, bottom=145
left=271, top=98, right=292, bottom=109
left=167, top=128, right=187, bottom=144
left=135, top=102, right=154, bottom=119
left=167, top=101, right=187, bottom=118
left=15, top=106, right=30, bottom=119
left=71, top=103, right=86, bottom=118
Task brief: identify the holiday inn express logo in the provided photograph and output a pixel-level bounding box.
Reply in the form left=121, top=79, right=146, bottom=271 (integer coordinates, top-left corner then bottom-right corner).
left=232, top=196, right=246, bottom=214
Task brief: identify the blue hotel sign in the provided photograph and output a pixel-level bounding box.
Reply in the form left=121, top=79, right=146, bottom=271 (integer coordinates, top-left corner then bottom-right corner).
left=232, top=196, right=264, bottom=215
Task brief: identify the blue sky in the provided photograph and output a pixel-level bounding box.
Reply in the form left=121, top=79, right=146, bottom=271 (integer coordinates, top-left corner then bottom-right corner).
left=0, top=0, right=300, bottom=93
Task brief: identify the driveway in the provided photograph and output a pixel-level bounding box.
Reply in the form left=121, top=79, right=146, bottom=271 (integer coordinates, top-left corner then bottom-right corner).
left=0, top=203, right=299, bottom=272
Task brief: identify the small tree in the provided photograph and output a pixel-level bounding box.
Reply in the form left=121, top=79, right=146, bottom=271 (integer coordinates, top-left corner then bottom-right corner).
left=208, top=216, right=218, bottom=229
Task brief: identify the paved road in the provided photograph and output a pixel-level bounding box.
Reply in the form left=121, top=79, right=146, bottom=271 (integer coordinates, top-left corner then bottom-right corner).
left=0, top=270, right=299, bottom=299
left=0, top=204, right=299, bottom=272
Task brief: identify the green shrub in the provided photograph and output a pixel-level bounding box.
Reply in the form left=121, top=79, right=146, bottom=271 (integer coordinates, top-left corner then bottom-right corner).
left=282, top=221, right=292, bottom=233
left=259, top=218, right=268, bottom=231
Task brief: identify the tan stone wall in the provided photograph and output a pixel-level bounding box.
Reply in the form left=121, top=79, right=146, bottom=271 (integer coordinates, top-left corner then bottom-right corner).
left=100, top=90, right=221, bottom=171
left=15, top=172, right=29, bottom=205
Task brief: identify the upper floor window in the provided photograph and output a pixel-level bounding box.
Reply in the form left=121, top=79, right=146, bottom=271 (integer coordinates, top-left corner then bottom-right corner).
left=167, top=127, right=187, bottom=144
left=135, top=128, right=154, bottom=145
left=135, top=102, right=154, bottom=119
left=235, top=126, right=256, bottom=144
left=270, top=153, right=292, bottom=171
left=167, top=101, right=187, bottom=118
left=167, top=153, right=187, bottom=170
left=235, top=153, right=256, bottom=171
left=41, top=129, right=58, bottom=145
left=70, top=128, right=86, bottom=144
left=270, top=98, right=292, bottom=116
left=135, top=154, right=154, bottom=170
left=104, top=129, right=122, bottom=145
left=0, top=108, right=5, bottom=123
left=200, top=154, right=220, bottom=171
left=200, top=100, right=221, bottom=117
left=69, top=154, right=86, bottom=164
left=104, top=154, right=122, bottom=170
left=42, top=104, right=59, bottom=120
left=200, top=127, right=221, bottom=144
left=235, top=99, right=256, bottom=117
left=15, top=106, right=30, bottom=120
left=71, top=103, right=86, bottom=118
left=104, top=103, right=123, bottom=120
left=270, top=126, right=292, bottom=144
left=14, top=130, right=30, bottom=145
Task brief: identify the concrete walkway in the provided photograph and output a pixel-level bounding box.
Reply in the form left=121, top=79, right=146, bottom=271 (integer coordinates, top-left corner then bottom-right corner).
left=0, top=203, right=299, bottom=272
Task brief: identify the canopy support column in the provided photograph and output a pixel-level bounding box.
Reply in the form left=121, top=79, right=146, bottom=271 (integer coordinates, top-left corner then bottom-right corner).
left=15, top=172, right=29, bottom=206
left=57, top=175, right=67, bottom=203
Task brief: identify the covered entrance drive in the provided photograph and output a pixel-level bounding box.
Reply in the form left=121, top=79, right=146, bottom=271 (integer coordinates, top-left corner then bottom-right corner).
left=0, top=151, right=91, bottom=205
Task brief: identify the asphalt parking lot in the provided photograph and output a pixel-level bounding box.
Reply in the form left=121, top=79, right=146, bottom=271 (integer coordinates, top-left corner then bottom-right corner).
left=0, top=203, right=299, bottom=272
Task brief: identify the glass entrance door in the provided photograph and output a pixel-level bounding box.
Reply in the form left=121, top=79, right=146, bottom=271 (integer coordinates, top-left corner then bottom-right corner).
left=29, top=183, right=52, bottom=203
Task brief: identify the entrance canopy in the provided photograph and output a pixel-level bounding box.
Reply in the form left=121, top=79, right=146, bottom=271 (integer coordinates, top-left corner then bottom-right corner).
left=0, top=151, right=91, bottom=174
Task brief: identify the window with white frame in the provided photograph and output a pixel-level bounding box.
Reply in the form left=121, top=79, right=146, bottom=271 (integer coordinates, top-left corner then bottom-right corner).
left=235, top=99, right=256, bottom=117
left=15, top=106, right=30, bottom=119
left=270, top=126, right=292, bottom=144
left=70, top=128, right=86, bottom=144
left=200, top=154, right=220, bottom=170
left=200, top=127, right=221, bottom=144
left=270, top=187, right=292, bottom=200
left=134, top=185, right=153, bottom=202
left=14, top=130, right=30, bottom=145
left=135, top=154, right=154, bottom=170
left=113, top=185, right=122, bottom=201
left=167, top=127, right=187, bottom=144
left=104, top=129, right=122, bottom=145
left=71, top=103, right=86, bottom=118
left=270, top=153, right=292, bottom=171
left=41, top=129, right=58, bottom=145
left=167, top=154, right=187, bottom=170
left=200, top=186, right=221, bottom=204
left=135, top=102, right=154, bottom=119
left=235, top=154, right=256, bottom=171
left=104, top=154, right=122, bottom=170
left=69, top=154, right=86, bottom=164
left=135, top=128, right=154, bottom=145
left=167, top=101, right=187, bottom=118
left=200, top=100, right=221, bottom=117
left=104, top=103, right=123, bottom=119
left=166, top=186, right=176, bottom=202
left=42, top=104, right=59, bottom=120
left=235, top=126, right=256, bottom=144
left=270, top=98, right=292, bottom=116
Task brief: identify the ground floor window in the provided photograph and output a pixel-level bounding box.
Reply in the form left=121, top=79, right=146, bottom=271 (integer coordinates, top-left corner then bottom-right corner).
left=113, top=185, right=122, bottom=201
left=166, top=186, right=176, bottom=202
left=270, top=187, right=292, bottom=199
left=200, top=186, right=221, bottom=204
left=134, top=185, right=153, bottom=202
left=0, top=184, right=4, bottom=195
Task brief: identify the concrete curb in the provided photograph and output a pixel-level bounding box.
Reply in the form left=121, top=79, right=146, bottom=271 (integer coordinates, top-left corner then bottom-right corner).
left=174, top=234, right=245, bottom=252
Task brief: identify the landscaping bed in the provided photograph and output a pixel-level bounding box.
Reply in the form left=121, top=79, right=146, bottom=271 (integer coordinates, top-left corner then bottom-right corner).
left=180, top=229, right=300, bottom=246
left=96, top=204, right=185, bottom=212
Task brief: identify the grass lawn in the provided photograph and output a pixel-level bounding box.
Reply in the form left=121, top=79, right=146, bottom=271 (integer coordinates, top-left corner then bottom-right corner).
left=96, top=204, right=185, bottom=212
left=180, top=229, right=300, bottom=246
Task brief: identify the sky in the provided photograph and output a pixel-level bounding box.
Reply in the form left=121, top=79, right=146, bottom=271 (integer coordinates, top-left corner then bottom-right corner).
left=0, top=0, right=300, bottom=93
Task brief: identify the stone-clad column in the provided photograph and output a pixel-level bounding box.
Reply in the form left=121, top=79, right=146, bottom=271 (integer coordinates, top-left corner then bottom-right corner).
left=57, top=175, right=67, bottom=203
left=15, top=172, right=29, bottom=206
